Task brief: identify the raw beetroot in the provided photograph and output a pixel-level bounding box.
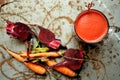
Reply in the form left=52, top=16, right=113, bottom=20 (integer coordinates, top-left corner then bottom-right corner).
left=6, top=20, right=34, bottom=41
left=35, top=25, right=61, bottom=49
left=52, top=48, right=84, bottom=71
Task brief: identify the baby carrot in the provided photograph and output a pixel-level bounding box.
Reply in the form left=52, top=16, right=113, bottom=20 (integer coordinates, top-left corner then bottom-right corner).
left=20, top=51, right=63, bottom=58
left=2, top=46, right=46, bottom=75
left=46, top=60, right=77, bottom=77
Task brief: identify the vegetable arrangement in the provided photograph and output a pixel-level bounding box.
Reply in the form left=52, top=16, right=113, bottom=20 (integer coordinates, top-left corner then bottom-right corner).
left=2, top=20, right=84, bottom=77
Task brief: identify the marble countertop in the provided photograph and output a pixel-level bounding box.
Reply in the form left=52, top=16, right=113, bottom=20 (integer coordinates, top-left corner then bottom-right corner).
left=0, top=0, right=120, bottom=80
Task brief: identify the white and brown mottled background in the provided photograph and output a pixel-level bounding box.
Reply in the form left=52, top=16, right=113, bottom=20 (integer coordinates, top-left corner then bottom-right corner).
left=0, top=0, right=120, bottom=80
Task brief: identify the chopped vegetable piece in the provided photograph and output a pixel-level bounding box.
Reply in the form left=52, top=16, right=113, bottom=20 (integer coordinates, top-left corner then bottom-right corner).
left=35, top=25, right=61, bottom=49
left=6, top=20, right=34, bottom=41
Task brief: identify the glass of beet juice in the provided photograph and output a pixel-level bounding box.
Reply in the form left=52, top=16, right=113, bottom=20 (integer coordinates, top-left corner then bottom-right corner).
left=75, top=3, right=109, bottom=43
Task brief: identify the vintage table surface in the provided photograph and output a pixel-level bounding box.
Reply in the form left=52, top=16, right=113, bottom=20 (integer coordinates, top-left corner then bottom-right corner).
left=0, top=0, right=120, bottom=80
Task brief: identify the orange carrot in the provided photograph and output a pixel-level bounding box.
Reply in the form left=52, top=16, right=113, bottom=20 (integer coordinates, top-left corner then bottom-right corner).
left=2, top=46, right=46, bottom=75
left=20, top=51, right=63, bottom=58
left=46, top=60, right=77, bottom=77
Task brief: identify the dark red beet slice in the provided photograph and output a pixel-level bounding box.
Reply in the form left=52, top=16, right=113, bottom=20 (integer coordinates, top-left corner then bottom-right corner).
left=35, top=25, right=61, bottom=49
left=53, top=48, right=84, bottom=71
left=6, top=20, right=34, bottom=41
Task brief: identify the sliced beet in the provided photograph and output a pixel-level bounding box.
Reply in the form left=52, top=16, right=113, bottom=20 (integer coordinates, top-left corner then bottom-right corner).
left=53, top=48, right=84, bottom=71
left=6, top=20, right=34, bottom=41
left=35, top=25, right=61, bottom=49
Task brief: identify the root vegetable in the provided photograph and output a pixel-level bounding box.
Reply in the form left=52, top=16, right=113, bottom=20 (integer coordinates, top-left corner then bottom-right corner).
left=2, top=46, right=46, bottom=75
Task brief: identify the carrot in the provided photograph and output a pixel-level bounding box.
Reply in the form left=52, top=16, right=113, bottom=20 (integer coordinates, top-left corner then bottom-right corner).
left=46, top=60, right=77, bottom=77
left=20, top=51, right=63, bottom=58
left=2, top=46, right=46, bottom=75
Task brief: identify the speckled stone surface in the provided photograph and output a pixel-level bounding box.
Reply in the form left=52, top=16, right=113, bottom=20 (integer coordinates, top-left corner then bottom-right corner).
left=0, top=0, right=120, bottom=80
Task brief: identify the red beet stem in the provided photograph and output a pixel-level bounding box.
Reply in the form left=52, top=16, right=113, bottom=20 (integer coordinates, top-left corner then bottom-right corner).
left=27, top=48, right=30, bottom=58
left=6, top=20, right=13, bottom=25
left=1, top=17, right=12, bottom=24
left=48, top=39, right=61, bottom=49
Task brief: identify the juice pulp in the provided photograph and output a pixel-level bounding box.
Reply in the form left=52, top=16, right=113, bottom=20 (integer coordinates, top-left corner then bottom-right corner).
left=75, top=10, right=108, bottom=43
